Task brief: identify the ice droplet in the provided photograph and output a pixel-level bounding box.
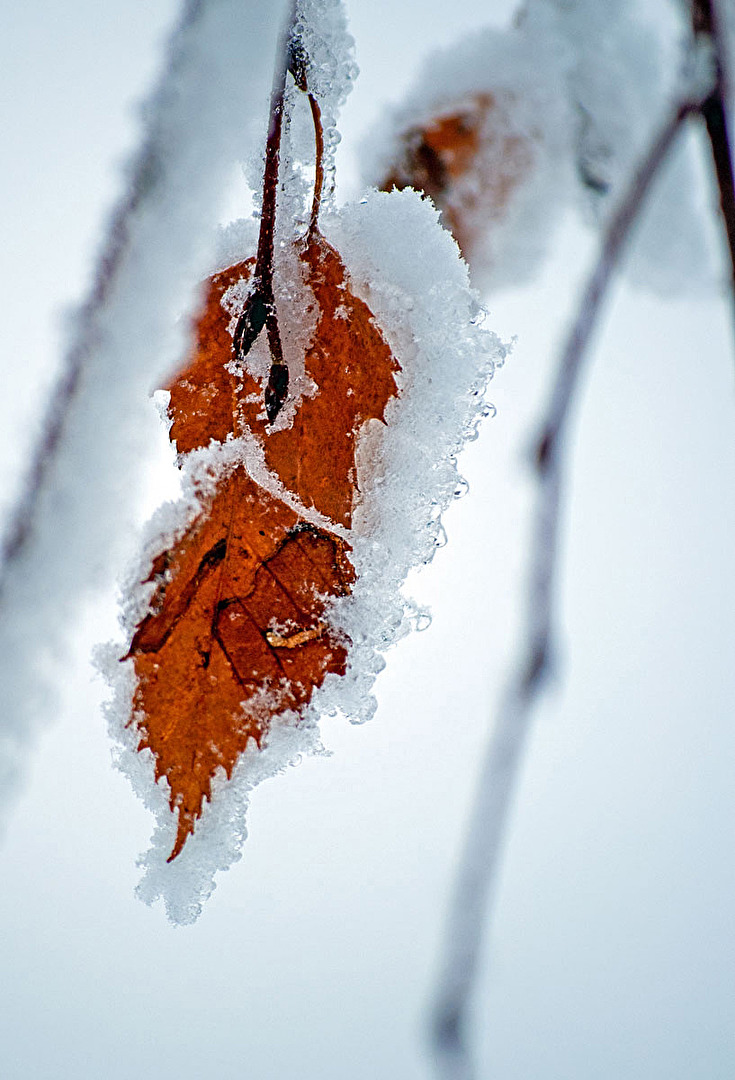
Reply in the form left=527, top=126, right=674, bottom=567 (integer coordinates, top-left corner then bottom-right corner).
left=406, top=603, right=433, bottom=632
left=433, top=523, right=448, bottom=549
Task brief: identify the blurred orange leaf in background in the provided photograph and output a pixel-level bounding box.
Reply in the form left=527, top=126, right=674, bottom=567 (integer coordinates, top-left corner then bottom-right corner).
left=380, top=92, right=532, bottom=270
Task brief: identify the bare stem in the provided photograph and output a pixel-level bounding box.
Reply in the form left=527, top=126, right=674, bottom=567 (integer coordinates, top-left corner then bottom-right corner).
left=307, top=92, right=325, bottom=237
left=256, top=13, right=292, bottom=423
left=240, top=4, right=327, bottom=421
left=428, top=98, right=696, bottom=1080
left=254, top=37, right=289, bottom=307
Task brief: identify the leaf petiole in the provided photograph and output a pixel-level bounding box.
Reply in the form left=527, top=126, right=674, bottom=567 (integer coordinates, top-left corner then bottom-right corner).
left=232, top=7, right=327, bottom=422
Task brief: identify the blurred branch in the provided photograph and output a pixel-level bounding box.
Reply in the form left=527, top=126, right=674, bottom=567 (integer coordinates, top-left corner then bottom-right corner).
left=0, top=0, right=289, bottom=816
left=0, top=0, right=208, bottom=584
left=428, top=97, right=698, bottom=1080
left=692, top=0, right=735, bottom=319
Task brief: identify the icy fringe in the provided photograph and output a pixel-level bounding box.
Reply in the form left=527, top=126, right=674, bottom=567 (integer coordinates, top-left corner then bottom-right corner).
left=364, top=0, right=715, bottom=294
left=104, top=189, right=503, bottom=925
left=0, top=0, right=288, bottom=824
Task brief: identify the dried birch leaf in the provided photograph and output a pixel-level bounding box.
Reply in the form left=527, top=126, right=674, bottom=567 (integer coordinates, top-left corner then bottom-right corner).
left=380, top=93, right=532, bottom=269
left=366, top=24, right=578, bottom=292
left=127, top=229, right=399, bottom=861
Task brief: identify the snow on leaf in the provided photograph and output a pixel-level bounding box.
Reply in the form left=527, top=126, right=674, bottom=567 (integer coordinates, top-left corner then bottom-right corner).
left=104, top=0, right=501, bottom=923
left=127, top=229, right=399, bottom=863
left=107, top=185, right=500, bottom=925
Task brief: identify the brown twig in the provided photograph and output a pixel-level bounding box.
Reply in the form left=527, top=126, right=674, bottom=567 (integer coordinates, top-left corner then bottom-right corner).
left=233, top=5, right=327, bottom=422
left=307, top=92, right=325, bottom=237
left=429, top=98, right=698, bottom=1080
left=245, top=14, right=291, bottom=423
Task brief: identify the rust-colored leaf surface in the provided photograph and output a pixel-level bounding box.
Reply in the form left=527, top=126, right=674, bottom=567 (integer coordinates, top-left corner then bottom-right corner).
left=128, top=231, right=399, bottom=861
left=380, top=92, right=531, bottom=265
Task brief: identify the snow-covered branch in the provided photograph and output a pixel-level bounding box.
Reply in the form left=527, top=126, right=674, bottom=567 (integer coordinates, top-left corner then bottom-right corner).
left=0, top=0, right=288, bottom=817
left=428, top=95, right=699, bottom=1080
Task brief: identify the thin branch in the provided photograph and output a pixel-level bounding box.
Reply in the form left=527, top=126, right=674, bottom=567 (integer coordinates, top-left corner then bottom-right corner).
left=233, top=3, right=328, bottom=422
left=248, top=9, right=293, bottom=423
left=692, top=0, right=735, bottom=321
left=0, top=1, right=208, bottom=580
left=0, top=0, right=290, bottom=816
left=254, top=40, right=290, bottom=307
left=428, top=98, right=697, bottom=1080
left=307, top=92, right=325, bottom=238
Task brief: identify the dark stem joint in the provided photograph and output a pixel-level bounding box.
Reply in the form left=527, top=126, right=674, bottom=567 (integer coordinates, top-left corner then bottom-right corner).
left=233, top=287, right=270, bottom=360
left=535, top=428, right=554, bottom=473
left=265, top=363, right=289, bottom=423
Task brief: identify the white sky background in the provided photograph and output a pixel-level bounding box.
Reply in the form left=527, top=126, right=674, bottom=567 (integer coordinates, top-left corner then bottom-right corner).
left=0, top=1, right=734, bottom=1078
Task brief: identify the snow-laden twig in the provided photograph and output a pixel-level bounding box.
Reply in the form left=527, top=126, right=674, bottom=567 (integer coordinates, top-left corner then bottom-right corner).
left=0, top=0, right=287, bottom=815
left=428, top=97, right=698, bottom=1080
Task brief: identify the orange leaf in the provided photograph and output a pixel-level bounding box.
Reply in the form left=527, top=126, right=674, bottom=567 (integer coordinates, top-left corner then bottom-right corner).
left=380, top=93, right=532, bottom=269
left=127, top=230, right=399, bottom=861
